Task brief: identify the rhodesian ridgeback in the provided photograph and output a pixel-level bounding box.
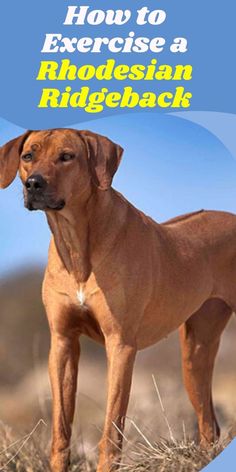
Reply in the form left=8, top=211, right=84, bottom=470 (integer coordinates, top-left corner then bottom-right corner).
left=0, top=129, right=234, bottom=471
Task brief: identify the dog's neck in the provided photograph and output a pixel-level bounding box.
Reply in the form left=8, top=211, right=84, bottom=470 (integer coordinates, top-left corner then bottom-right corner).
left=46, top=188, right=127, bottom=284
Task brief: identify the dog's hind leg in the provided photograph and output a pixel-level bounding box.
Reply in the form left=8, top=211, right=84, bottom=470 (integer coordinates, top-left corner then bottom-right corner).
left=179, top=298, right=232, bottom=445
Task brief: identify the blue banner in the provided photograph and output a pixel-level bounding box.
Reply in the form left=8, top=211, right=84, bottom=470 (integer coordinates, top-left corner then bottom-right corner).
left=0, top=0, right=235, bottom=128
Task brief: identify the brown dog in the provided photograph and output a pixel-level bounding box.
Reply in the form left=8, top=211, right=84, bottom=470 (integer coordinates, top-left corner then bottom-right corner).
left=0, top=129, right=235, bottom=471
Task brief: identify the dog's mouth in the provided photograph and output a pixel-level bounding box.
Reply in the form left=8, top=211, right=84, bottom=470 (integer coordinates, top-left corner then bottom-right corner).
left=24, top=195, right=65, bottom=212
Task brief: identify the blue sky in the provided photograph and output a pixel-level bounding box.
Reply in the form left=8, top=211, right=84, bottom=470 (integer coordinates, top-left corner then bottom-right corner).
left=1, top=113, right=236, bottom=276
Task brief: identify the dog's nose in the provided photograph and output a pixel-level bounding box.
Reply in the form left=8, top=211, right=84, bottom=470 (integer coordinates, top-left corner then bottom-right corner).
left=25, top=174, right=47, bottom=192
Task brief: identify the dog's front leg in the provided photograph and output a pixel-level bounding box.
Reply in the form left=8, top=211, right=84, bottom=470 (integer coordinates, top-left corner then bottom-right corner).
left=97, top=337, right=136, bottom=472
left=49, top=332, right=80, bottom=472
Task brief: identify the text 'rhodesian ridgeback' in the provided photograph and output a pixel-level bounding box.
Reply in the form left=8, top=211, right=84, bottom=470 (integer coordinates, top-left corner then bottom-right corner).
left=0, top=129, right=235, bottom=471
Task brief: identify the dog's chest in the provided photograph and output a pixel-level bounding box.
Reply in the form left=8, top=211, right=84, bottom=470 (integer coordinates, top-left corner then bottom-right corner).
left=75, top=283, right=100, bottom=309
left=77, top=285, right=86, bottom=307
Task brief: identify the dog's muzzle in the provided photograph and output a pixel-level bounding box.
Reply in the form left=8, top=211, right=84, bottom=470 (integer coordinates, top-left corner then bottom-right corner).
left=24, top=174, right=65, bottom=211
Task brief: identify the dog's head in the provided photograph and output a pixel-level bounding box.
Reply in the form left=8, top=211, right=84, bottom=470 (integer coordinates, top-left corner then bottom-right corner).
left=0, top=129, right=123, bottom=211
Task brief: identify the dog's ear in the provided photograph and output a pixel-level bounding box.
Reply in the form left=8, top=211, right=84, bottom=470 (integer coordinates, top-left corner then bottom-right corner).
left=0, top=131, right=31, bottom=189
left=78, top=130, right=123, bottom=190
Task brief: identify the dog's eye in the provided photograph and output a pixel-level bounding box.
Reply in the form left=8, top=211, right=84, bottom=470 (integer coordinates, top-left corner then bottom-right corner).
left=21, top=153, right=33, bottom=162
left=60, top=153, right=74, bottom=162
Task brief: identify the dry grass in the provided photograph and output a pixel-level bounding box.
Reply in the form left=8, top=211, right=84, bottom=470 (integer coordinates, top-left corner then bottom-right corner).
left=0, top=375, right=232, bottom=471
left=0, top=418, right=229, bottom=472
left=118, top=438, right=225, bottom=472
left=0, top=420, right=94, bottom=472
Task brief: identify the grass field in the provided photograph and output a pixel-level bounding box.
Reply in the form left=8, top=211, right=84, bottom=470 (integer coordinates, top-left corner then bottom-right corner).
left=0, top=419, right=229, bottom=472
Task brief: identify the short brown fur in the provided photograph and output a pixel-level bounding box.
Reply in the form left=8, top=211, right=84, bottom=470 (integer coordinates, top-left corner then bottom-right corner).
left=0, top=129, right=235, bottom=471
